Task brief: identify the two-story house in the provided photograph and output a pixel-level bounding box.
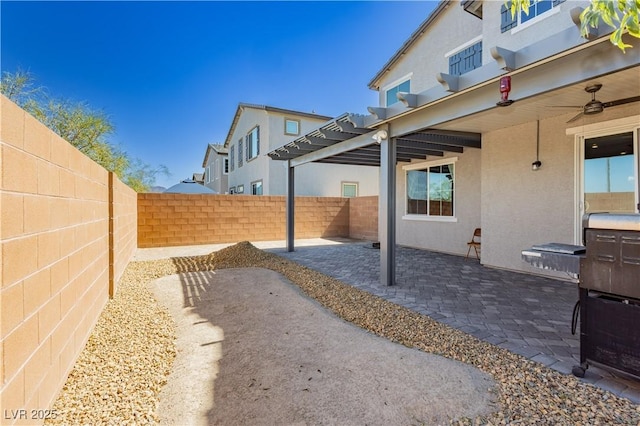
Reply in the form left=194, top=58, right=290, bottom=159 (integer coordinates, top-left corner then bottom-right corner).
left=202, top=144, right=229, bottom=194
left=268, top=0, right=639, bottom=285
left=224, top=103, right=379, bottom=196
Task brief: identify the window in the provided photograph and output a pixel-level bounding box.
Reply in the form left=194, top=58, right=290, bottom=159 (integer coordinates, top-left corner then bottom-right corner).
left=251, top=180, right=263, bottom=195
left=229, top=186, right=236, bottom=194
left=237, top=184, right=244, bottom=194
left=342, top=182, right=358, bottom=198
left=238, top=138, right=243, bottom=167
left=246, top=126, right=260, bottom=161
left=404, top=160, right=455, bottom=218
left=385, top=80, right=411, bottom=107
left=285, top=118, right=300, bottom=136
left=230, top=146, right=235, bottom=171
left=583, top=132, right=636, bottom=214
left=448, top=41, right=482, bottom=76
left=223, top=158, right=229, bottom=175
left=501, top=0, right=565, bottom=32
left=205, top=166, right=210, bottom=184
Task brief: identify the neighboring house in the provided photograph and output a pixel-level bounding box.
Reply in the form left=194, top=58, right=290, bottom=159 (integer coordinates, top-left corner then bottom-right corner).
left=192, top=173, right=205, bottom=185
left=202, top=144, right=229, bottom=194
left=267, top=0, right=640, bottom=284
left=223, top=103, right=379, bottom=196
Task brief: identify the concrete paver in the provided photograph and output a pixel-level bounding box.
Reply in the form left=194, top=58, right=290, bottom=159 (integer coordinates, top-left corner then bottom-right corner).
left=270, top=240, right=640, bottom=403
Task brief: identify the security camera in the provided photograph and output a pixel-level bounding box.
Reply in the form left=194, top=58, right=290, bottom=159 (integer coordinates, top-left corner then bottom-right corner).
left=372, top=129, right=388, bottom=144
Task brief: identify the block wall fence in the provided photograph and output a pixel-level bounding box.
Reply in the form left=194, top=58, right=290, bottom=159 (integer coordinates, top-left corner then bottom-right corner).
left=138, top=193, right=378, bottom=248
left=1, top=96, right=138, bottom=425
left=1, top=96, right=379, bottom=424
left=348, top=196, right=379, bottom=242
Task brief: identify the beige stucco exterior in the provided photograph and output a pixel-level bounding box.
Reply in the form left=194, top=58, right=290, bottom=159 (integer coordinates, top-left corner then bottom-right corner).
left=369, top=0, right=640, bottom=278
left=226, top=105, right=379, bottom=196
left=481, top=0, right=590, bottom=65
left=202, top=144, right=228, bottom=194
left=373, top=2, right=482, bottom=103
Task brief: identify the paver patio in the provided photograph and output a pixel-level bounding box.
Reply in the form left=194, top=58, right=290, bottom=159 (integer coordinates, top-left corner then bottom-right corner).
left=270, top=240, right=640, bottom=403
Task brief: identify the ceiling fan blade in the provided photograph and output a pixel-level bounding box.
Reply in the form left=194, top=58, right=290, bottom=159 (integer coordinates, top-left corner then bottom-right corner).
left=549, top=105, right=583, bottom=108
left=602, top=96, right=640, bottom=108
left=566, top=112, right=584, bottom=123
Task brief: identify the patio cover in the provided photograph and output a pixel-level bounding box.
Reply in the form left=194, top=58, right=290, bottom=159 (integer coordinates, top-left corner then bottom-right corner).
left=267, top=113, right=480, bottom=287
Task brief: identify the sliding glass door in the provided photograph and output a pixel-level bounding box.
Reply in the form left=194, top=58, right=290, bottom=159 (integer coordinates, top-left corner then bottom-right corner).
left=582, top=131, right=637, bottom=215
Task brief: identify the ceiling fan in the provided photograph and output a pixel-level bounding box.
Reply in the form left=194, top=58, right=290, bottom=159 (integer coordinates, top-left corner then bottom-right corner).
left=556, top=84, right=640, bottom=123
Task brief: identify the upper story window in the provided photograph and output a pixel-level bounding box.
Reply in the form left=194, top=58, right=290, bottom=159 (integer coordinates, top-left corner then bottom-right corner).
left=285, top=118, right=300, bottom=136
left=205, top=167, right=210, bottom=184
left=246, top=126, right=260, bottom=161
left=501, top=0, right=565, bottom=33
left=230, top=145, right=235, bottom=171
left=238, top=138, right=243, bottom=167
left=448, top=39, right=482, bottom=76
left=223, top=157, right=229, bottom=175
left=385, top=79, right=410, bottom=107
left=404, top=158, right=456, bottom=219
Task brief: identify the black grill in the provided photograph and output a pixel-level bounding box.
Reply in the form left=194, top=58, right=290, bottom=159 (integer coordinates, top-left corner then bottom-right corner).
left=576, top=213, right=640, bottom=379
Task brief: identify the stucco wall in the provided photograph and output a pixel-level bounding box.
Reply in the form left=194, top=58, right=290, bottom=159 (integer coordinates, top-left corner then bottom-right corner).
left=1, top=96, right=138, bottom=424
left=227, top=108, right=271, bottom=193
left=481, top=116, right=575, bottom=276
left=203, top=150, right=228, bottom=194
left=227, top=107, right=329, bottom=195
left=481, top=102, right=640, bottom=276
left=396, top=149, right=482, bottom=255
left=291, top=163, right=379, bottom=197
left=373, top=1, right=482, bottom=102
left=481, top=0, right=589, bottom=65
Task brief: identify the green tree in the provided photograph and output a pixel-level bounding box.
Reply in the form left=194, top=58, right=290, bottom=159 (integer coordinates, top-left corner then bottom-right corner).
left=509, top=0, right=639, bottom=52
left=1, top=70, right=168, bottom=192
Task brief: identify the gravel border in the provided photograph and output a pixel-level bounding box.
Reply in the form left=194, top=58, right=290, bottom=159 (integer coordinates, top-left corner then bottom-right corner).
left=47, top=242, right=640, bottom=425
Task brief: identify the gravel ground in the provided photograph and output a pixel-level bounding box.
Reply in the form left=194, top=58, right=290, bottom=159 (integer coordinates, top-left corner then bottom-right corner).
left=47, top=242, right=640, bottom=425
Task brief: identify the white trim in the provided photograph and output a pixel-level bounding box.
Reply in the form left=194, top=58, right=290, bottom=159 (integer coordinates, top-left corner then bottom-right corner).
left=403, top=156, right=458, bottom=171
left=403, top=157, right=457, bottom=219
left=572, top=117, right=640, bottom=243
left=402, top=215, right=458, bottom=223
left=380, top=72, right=413, bottom=93
left=566, top=115, right=640, bottom=136
left=444, top=35, right=483, bottom=59
left=511, top=4, right=560, bottom=35
left=341, top=181, right=359, bottom=198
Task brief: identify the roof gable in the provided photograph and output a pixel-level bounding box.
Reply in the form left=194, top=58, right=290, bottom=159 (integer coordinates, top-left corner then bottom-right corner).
left=223, top=103, right=332, bottom=147
left=368, top=1, right=450, bottom=90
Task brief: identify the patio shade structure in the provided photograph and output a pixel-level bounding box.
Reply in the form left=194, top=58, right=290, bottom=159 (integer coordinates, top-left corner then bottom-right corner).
left=267, top=113, right=480, bottom=286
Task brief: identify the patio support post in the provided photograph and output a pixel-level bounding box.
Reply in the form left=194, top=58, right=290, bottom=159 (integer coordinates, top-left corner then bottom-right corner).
left=378, top=124, right=396, bottom=286
left=286, top=161, right=295, bottom=252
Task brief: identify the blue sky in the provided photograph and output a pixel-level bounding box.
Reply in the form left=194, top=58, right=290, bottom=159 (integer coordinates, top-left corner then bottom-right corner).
left=2, top=1, right=436, bottom=188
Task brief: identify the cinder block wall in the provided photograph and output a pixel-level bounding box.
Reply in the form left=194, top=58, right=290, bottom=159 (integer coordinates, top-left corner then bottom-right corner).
left=109, top=173, right=138, bottom=297
left=349, top=196, right=378, bottom=241
left=137, top=194, right=351, bottom=247
left=0, top=96, right=137, bottom=425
